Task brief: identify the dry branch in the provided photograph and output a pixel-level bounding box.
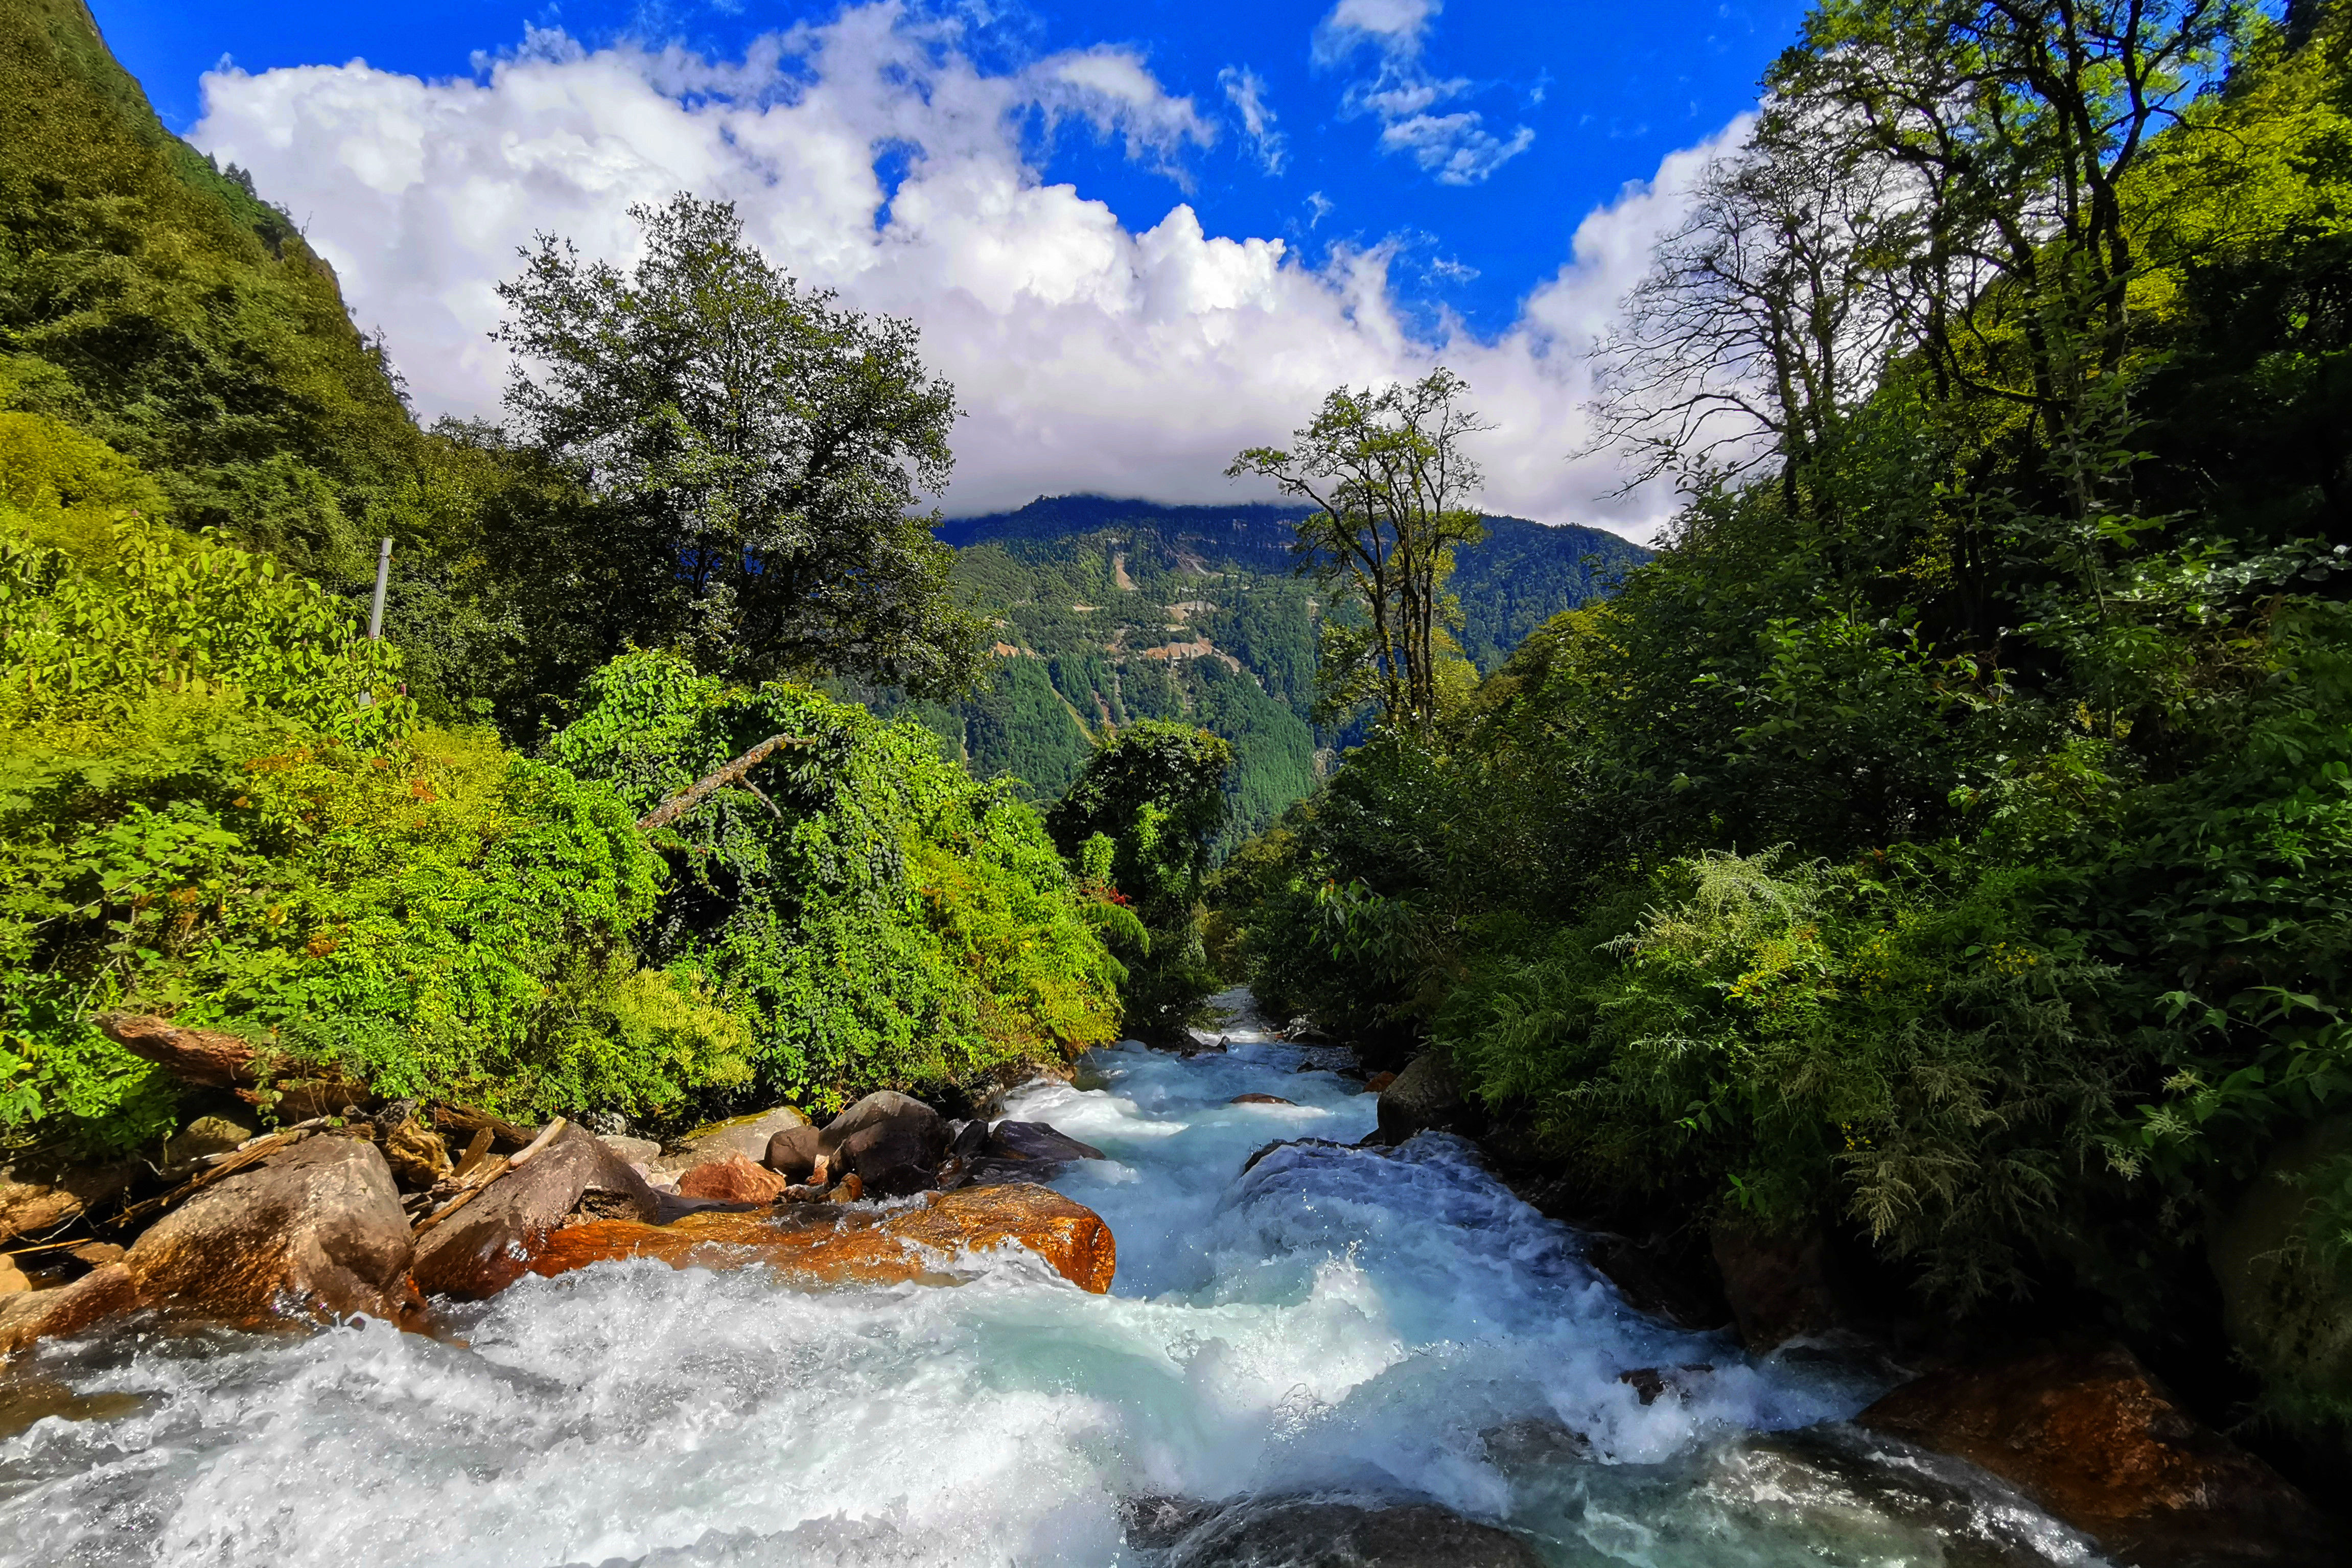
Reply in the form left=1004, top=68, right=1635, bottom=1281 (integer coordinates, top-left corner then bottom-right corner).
left=637, top=734, right=818, bottom=835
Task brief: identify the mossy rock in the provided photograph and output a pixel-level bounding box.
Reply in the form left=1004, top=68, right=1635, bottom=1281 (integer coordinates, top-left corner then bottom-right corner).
left=2209, top=1116, right=2352, bottom=1430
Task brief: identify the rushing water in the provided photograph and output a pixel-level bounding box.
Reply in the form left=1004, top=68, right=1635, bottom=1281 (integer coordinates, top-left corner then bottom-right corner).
left=0, top=993, right=2101, bottom=1567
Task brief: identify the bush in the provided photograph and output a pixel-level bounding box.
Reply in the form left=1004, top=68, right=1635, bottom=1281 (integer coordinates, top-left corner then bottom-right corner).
left=545, top=650, right=1123, bottom=1111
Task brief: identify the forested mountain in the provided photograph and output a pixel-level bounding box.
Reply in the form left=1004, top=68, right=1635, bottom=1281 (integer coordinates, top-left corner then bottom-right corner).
left=878, top=496, right=1648, bottom=848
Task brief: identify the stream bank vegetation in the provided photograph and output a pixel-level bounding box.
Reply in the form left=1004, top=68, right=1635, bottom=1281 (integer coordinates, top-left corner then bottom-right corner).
left=1218, top=0, right=2352, bottom=1473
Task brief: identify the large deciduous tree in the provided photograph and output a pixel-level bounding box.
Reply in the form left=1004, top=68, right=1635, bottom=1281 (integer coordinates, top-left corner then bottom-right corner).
left=494, top=195, right=983, bottom=695
left=1228, top=369, right=1489, bottom=736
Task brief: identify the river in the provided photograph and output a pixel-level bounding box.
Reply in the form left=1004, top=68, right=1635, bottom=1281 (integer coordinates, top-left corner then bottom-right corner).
left=0, top=993, right=2101, bottom=1565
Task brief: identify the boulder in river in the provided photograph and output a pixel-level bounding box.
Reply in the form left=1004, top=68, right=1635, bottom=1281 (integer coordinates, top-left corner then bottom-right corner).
left=1229, top=1093, right=1294, bottom=1106
left=1857, top=1343, right=2349, bottom=1566
left=1152, top=1496, right=1542, bottom=1568
left=1375, top=1050, right=1472, bottom=1143
left=1, top=1159, right=134, bottom=1245
left=1710, top=1216, right=1838, bottom=1351
left=762, top=1124, right=824, bottom=1182
left=813, top=1091, right=950, bottom=1196
left=654, top=1106, right=810, bottom=1185
left=411, top=1124, right=662, bottom=1299
left=676, top=1154, right=790, bottom=1205
left=125, top=1133, right=424, bottom=1329
left=0, top=1263, right=144, bottom=1361
left=524, top=1181, right=1117, bottom=1294
left=986, top=1119, right=1107, bottom=1162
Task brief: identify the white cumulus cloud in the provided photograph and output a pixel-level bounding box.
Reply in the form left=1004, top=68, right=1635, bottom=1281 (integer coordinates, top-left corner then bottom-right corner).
left=192, top=4, right=1739, bottom=537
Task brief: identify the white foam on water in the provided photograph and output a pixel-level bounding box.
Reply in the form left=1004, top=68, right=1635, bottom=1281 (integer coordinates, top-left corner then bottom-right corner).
left=0, top=991, right=2094, bottom=1566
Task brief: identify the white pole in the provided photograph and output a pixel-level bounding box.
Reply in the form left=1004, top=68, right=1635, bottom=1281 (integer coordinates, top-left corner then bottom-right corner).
left=367, top=537, right=392, bottom=640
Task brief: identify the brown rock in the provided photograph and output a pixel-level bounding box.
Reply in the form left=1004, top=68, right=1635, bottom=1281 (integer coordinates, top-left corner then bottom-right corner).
left=659, top=1107, right=811, bottom=1180
left=1229, top=1093, right=1294, bottom=1106
left=676, top=1155, right=790, bottom=1205
left=814, top=1092, right=949, bottom=1194
left=1, top=1162, right=135, bottom=1245
left=1364, top=1071, right=1398, bottom=1093
left=0, top=1257, right=28, bottom=1296
left=411, top=1124, right=661, bottom=1299
left=162, top=1115, right=255, bottom=1169
left=1710, top=1217, right=1835, bottom=1351
left=1858, top=1344, right=2349, bottom=1567
left=66, top=1242, right=125, bottom=1267
left=985, top=1119, right=1106, bottom=1162
left=526, top=1182, right=1117, bottom=1294
left=763, top=1124, right=824, bottom=1182
left=0, top=1264, right=144, bottom=1361
left=126, top=1134, right=423, bottom=1328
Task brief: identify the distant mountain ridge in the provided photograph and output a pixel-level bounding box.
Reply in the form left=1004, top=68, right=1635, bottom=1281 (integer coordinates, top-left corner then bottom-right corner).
left=938, top=494, right=1653, bottom=672
left=854, top=494, right=1655, bottom=852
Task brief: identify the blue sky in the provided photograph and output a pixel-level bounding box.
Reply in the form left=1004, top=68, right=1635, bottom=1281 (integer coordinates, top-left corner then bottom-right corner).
left=95, top=1, right=1815, bottom=531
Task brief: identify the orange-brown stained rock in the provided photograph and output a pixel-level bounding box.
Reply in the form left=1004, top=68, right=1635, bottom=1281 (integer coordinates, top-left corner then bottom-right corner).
left=529, top=1182, right=1116, bottom=1294
left=1858, top=1344, right=2347, bottom=1567
left=675, top=1154, right=789, bottom=1205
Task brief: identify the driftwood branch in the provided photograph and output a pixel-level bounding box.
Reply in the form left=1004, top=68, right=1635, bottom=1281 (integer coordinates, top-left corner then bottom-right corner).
left=637, top=734, right=818, bottom=835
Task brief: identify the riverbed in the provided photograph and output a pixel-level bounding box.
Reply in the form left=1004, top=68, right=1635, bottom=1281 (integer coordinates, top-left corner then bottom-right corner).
left=0, top=994, right=2100, bottom=1565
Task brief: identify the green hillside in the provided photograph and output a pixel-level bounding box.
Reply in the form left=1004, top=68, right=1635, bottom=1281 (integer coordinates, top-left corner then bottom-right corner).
left=0, top=0, right=425, bottom=586
left=848, top=497, right=1650, bottom=851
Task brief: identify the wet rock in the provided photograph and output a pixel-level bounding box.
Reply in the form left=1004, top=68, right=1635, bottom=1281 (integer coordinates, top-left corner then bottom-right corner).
left=947, top=1118, right=990, bottom=1160
left=526, top=1181, right=1118, bottom=1294
left=66, top=1242, right=125, bottom=1268
left=412, top=1124, right=662, bottom=1299
left=0, top=1375, right=145, bottom=1438
left=1122, top=1495, right=1223, bottom=1550
left=986, top=1120, right=1107, bottom=1162
left=1479, top=1417, right=1591, bottom=1467
left=813, top=1092, right=949, bottom=1196
left=0, top=1263, right=143, bottom=1361
left=0, top=1161, right=134, bottom=1245
left=1586, top=1233, right=1732, bottom=1332
left=1375, top=1051, right=1469, bottom=1143
left=1363, top=1072, right=1396, bottom=1093
left=1240, top=1138, right=1356, bottom=1177
left=162, top=1115, right=254, bottom=1169
left=1229, top=1094, right=1294, bottom=1106
left=1160, top=1496, right=1542, bottom=1568
left=1617, top=1363, right=1713, bottom=1406
left=1858, top=1343, right=2350, bottom=1567
left=676, top=1155, right=790, bottom=1205
left=126, top=1134, right=423, bottom=1328
left=1711, top=1216, right=1836, bottom=1351
left=763, top=1125, right=824, bottom=1183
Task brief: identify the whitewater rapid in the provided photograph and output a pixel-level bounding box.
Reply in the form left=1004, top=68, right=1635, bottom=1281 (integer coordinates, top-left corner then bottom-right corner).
left=0, top=994, right=2097, bottom=1565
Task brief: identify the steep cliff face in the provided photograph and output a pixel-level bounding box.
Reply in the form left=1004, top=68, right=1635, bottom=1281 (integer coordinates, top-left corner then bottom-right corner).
left=0, top=0, right=423, bottom=582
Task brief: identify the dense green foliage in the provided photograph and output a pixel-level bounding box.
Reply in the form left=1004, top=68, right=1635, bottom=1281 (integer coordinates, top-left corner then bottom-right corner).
left=1223, top=0, right=2352, bottom=1447
left=546, top=651, right=1123, bottom=1112
left=1047, top=721, right=1234, bottom=1042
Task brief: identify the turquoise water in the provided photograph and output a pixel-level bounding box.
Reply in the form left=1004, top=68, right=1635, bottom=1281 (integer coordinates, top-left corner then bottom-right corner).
left=0, top=993, right=2099, bottom=1565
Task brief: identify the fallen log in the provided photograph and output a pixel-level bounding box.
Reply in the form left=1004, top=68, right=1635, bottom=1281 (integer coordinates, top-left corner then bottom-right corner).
left=97, top=1014, right=260, bottom=1089
left=637, top=733, right=819, bottom=835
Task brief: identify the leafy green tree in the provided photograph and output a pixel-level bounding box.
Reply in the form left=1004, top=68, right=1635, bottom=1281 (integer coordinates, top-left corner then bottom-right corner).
left=495, top=195, right=984, bottom=695
left=1048, top=721, right=1233, bottom=1041
left=1228, top=368, right=1490, bottom=735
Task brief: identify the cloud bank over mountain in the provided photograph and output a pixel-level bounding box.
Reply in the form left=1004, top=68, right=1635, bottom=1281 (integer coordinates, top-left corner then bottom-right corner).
left=193, top=2, right=1741, bottom=537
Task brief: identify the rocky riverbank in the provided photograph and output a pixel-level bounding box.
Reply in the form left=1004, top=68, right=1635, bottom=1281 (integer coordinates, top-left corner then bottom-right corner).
left=3, top=1015, right=1120, bottom=1365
